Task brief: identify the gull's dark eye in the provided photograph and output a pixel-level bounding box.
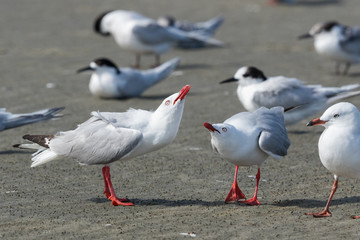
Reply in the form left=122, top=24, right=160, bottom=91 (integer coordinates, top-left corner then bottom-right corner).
left=333, top=114, right=339, bottom=118
left=165, top=100, right=170, bottom=106
left=222, top=127, right=227, bottom=132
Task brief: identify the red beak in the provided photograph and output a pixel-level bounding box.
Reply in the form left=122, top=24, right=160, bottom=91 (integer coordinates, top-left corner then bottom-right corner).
left=306, top=118, right=328, bottom=126
left=203, top=122, right=220, bottom=133
left=174, top=85, right=191, bottom=104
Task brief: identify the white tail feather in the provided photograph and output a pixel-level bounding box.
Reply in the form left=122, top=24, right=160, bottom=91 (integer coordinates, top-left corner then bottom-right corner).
left=31, top=149, right=59, bottom=167
left=328, top=91, right=360, bottom=104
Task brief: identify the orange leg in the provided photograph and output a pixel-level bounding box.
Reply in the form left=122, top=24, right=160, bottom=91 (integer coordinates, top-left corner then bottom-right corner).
left=240, top=168, right=261, bottom=206
left=305, top=177, right=338, bottom=217
left=225, top=166, right=246, bottom=203
left=102, top=166, right=134, bottom=206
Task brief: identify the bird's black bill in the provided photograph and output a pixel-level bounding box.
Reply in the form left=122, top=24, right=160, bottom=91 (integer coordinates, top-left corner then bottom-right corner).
left=219, top=77, right=237, bottom=84
left=76, top=66, right=93, bottom=73
left=298, top=33, right=312, bottom=39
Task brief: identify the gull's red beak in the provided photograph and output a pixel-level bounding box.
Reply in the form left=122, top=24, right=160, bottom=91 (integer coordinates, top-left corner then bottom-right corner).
left=174, top=85, right=191, bottom=104
left=203, top=122, right=220, bottom=133
left=306, top=118, right=328, bottom=126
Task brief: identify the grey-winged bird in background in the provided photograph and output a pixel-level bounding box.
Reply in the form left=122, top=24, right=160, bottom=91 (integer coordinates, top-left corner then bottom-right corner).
left=77, top=57, right=180, bottom=99
left=299, top=21, right=360, bottom=75
left=220, top=66, right=360, bottom=125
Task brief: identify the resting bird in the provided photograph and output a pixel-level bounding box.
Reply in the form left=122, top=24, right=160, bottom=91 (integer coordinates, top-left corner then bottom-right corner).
left=220, top=66, right=360, bottom=125
left=306, top=102, right=360, bottom=218
left=157, top=15, right=224, bottom=49
left=14, top=85, right=191, bottom=206
left=204, top=106, right=290, bottom=205
left=94, top=10, right=223, bottom=67
left=0, top=107, right=64, bottom=131
left=299, top=21, right=360, bottom=75
left=77, top=57, right=180, bottom=99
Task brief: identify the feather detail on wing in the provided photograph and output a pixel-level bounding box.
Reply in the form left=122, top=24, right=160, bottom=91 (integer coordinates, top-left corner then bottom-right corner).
left=49, top=113, right=143, bottom=165
left=255, top=107, right=290, bottom=158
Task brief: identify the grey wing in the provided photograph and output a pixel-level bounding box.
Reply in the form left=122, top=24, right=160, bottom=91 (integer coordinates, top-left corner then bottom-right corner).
left=50, top=117, right=143, bottom=165
left=340, top=26, right=360, bottom=55
left=256, top=107, right=290, bottom=158
left=133, top=23, right=185, bottom=44
left=253, top=85, right=315, bottom=110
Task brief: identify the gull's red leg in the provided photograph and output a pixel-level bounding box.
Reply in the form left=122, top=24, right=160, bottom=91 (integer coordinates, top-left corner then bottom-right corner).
left=102, top=166, right=111, bottom=199
left=225, top=165, right=246, bottom=203
left=101, top=166, right=134, bottom=206
left=241, top=168, right=261, bottom=206
left=305, top=177, right=338, bottom=217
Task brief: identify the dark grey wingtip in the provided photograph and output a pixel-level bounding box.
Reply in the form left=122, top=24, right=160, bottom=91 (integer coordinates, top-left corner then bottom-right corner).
left=94, top=10, right=113, bottom=36
left=219, top=77, right=237, bottom=84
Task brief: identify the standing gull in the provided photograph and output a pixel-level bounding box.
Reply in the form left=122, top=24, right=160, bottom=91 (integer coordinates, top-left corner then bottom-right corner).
left=14, top=85, right=191, bottom=206
left=0, top=107, right=64, bottom=131
left=77, top=57, right=180, bottom=99
left=306, top=102, right=360, bottom=218
left=203, top=107, right=290, bottom=205
left=94, top=10, right=223, bottom=68
left=220, top=66, right=360, bottom=125
left=299, top=21, right=360, bottom=75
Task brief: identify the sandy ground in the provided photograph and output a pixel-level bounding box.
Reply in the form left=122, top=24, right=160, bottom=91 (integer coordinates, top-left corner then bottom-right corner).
left=1, top=0, right=360, bottom=239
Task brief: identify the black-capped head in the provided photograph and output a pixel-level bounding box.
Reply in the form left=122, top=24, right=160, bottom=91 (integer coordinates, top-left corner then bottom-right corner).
left=94, top=10, right=114, bottom=36
left=77, top=58, right=120, bottom=74
left=242, top=66, right=267, bottom=81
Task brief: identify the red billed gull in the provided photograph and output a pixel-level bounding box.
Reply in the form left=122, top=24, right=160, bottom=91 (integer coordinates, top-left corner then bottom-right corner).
left=299, top=21, right=360, bottom=75
left=14, top=85, right=191, bottom=206
left=203, top=106, right=290, bottom=205
left=306, top=102, right=360, bottom=218
left=220, top=66, right=360, bottom=125
left=77, top=57, right=180, bottom=99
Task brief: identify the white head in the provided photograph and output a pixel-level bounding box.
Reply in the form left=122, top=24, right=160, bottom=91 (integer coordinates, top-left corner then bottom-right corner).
left=77, top=58, right=121, bottom=76
left=151, top=85, right=191, bottom=135
left=203, top=122, right=238, bottom=153
left=219, top=66, right=267, bottom=86
left=307, top=102, right=360, bottom=128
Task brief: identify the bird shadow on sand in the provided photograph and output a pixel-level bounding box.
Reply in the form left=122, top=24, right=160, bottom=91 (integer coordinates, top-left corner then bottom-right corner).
left=272, top=196, right=360, bottom=209
left=0, top=150, right=33, bottom=155
left=287, top=0, right=340, bottom=6
left=287, top=130, right=323, bottom=135
left=89, top=197, right=225, bottom=206
left=138, top=92, right=197, bottom=100
left=177, top=63, right=212, bottom=70
left=347, top=72, right=360, bottom=78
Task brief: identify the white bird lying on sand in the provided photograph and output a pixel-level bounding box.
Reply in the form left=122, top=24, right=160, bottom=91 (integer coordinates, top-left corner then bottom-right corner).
left=14, top=85, right=191, bottom=206
left=220, top=66, right=360, bottom=125
left=299, top=21, right=360, bottom=75
left=157, top=15, right=224, bottom=49
left=94, top=10, right=223, bottom=67
left=306, top=102, right=360, bottom=218
left=203, top=106, right=290, bottom=205
left=77, top=57, right=180, bottom=99
left=0, top=107, right=64, bottom=131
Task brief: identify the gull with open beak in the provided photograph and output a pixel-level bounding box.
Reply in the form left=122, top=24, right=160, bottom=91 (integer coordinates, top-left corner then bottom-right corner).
left=203, top=107, right=290, bottom=205
left=14, top=85, right=191, bottom=206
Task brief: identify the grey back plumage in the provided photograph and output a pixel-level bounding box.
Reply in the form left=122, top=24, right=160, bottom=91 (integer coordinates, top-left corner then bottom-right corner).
left=255, top=107, right=290, bottom=158
left=49, top=113, right=143, bottom=165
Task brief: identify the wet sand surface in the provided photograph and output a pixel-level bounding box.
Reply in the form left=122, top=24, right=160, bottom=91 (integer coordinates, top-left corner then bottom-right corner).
left=1, top=0, right=360, bottom=239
